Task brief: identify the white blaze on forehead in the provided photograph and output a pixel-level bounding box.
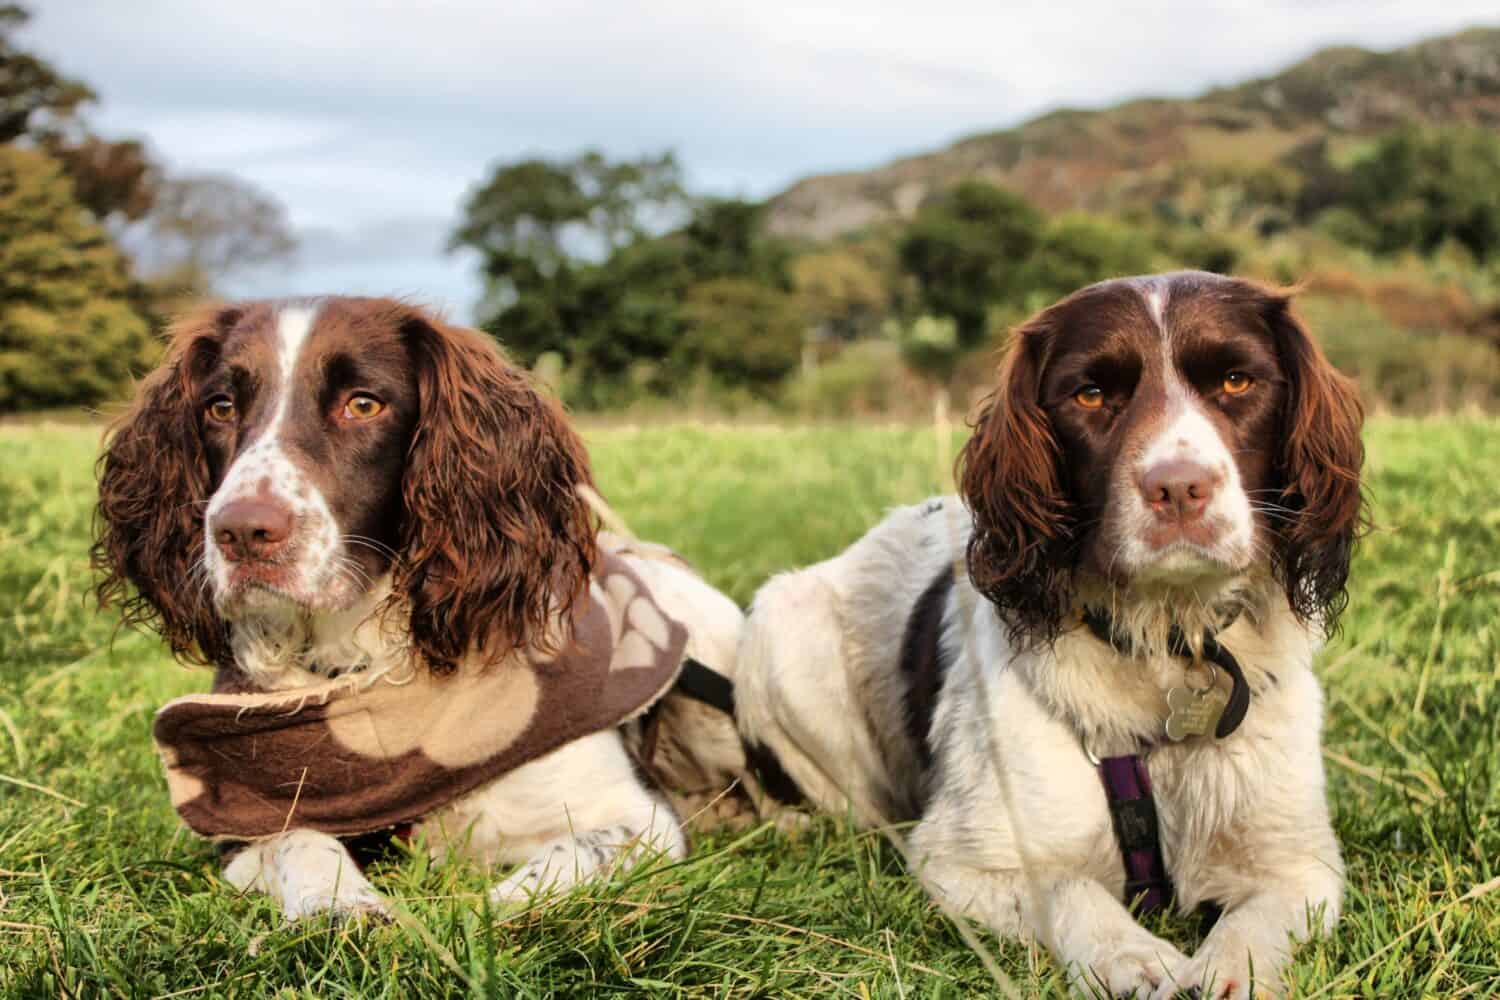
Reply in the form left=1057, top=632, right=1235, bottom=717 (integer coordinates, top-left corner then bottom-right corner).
left=1131, top=276, right=1228, bottom=472
left=207, top=303, right=321, bottom=514
left=1124, top=273, right=1171, bottom=334
left=1140, top=289, right=1232, bottom=477
left=1141, top=279, right=1169, bottom=334
left=265, top=305, right=318, bottom=444
left=1135, top=277, right=1182, bottom=408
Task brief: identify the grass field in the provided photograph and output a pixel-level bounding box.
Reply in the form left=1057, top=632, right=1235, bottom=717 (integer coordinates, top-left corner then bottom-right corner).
left=1, top=418, right=1498, bottom=998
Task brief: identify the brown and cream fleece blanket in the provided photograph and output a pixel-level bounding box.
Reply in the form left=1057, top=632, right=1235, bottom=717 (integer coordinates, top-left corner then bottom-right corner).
left=154, top=548, right=688, bottom=841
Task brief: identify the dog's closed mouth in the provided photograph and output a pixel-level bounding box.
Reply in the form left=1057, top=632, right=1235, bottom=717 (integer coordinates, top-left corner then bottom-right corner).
left=1132, top=544, right=1246, bottom=583
left=223, top=568, right=304, bottom=604
left=231, top=566, right=292, bottom=586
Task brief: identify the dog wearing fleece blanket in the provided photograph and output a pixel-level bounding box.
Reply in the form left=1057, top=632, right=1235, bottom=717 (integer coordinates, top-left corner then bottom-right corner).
left=93, top=296, right=754, bottom=921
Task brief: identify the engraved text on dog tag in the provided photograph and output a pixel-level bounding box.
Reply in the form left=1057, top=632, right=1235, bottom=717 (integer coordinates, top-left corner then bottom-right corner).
left=1164, top=685, right=1230, bottom=741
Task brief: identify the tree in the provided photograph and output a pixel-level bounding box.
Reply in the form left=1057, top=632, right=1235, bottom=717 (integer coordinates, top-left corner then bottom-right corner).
left=1, top=5, right=157, bottom=223
left=898, top=181, right=1043, bottom=348
left=454, top=158, right=596, bottom=285
left=676, top=278, right=804, bottom=390
left=1338, top=126, right=1500, bottom=261
left=579, top=151, right=690, bottom=253
left=679, top=198, right=789, bottom=288
left=454, top=150, right=693, bottom=392
left=135, top=172, right=298, bottom=295
left=891, top=313, right=961, bottom=386
left=452, top=150, right=687, bottom=294
left=1019, top=214, right=1157, bottom=308
left=457, top=159, right=801, bottom=400
left=792, top=248, right=890, bottom=340
left=0, top=146, right=152, bottom=412
left=0, top=4, right=90, bottom=142
left=49, top=134, right=156, bottom=222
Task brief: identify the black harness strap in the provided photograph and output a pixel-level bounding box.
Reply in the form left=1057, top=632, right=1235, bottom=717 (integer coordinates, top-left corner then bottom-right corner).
left=669, top=657, right=807, bottom=806
left=676, top=657, right=737, bottom=716
left=742, top=738, right=808, bottom=807
left=1096, top=754, right=1173, bottom=914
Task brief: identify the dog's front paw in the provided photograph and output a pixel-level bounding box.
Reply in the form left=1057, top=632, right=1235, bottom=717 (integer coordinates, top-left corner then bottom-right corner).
left=1076, top=934, right=1190, bottom=999
left=489, top=824, right=668, bottom=906
left=770, top=808, right=813, bottom=837
left=489, top=864, right=560, bottom=905
left=489, top=840, right=584, bottom=905
left=284, top=881, right=392, bottom=924
left=1151, top=942, right=1279, bottom=1000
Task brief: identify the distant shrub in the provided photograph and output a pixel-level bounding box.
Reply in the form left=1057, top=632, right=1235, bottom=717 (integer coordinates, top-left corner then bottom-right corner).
left=1152, top=225, right=1241, bottom=275
left=676, top=278, right=804, bottom=391
left=899, top=181, right=1043, bottom=347
left=1149, top=161, right=1301, bottom=232
left=783, top=339, right=921, bottom=418
left=889, top=314, right=960, bottom=383
left=0, top=146, right=153, bottom=413
left=1336, top=126, right=1500, bottom=261
left=791, top=248, right=890, bottom=339
left=1301, top=265, right=1493, bottom=342
left=1019, top=214, right=1157, bottom=308
left=1313, top=206, right=1382, bottom=250
left=1297, top=294, right=1500, bottom=411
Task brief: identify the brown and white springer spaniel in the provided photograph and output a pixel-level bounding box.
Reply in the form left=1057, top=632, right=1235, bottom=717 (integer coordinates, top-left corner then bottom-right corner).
left=736, top=272, right=1364, bottom=998
left=94, top=297, right=750, bottom=921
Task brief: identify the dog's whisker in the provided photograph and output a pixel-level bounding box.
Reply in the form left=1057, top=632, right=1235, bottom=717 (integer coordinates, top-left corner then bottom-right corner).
left=342, top=535, right=400, bottom=560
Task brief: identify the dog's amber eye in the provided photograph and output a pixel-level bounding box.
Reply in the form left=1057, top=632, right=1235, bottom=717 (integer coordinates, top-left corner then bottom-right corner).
left=1074, top=385, right=1104, bottom=409
left=206, top=397, right=236, bottom=423
left=1223, top=372, right=1253, bottom=395
left=343, top=394, right=385, bottom=420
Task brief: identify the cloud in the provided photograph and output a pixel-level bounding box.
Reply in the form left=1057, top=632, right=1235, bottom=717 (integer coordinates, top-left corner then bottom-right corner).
left=23, top=0, right=1500, bottom=319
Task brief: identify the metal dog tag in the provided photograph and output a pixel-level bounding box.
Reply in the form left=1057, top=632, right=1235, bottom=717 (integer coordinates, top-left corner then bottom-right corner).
left=1164, top=684, right=1230, bottom=742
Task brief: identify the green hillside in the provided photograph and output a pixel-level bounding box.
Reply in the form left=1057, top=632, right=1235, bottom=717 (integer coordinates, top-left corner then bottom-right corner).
left=767, top=27, right=1500, bottom=239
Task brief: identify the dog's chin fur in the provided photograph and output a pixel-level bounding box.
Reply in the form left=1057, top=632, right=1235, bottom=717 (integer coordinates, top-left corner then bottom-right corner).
left=1070, top=568, right=1280, bottom=660
left=225, top=576, right=410, bottom=690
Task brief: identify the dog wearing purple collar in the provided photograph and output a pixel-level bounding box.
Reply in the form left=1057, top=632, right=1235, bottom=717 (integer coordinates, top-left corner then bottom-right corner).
left=735, top=273, right=1364, bottom=999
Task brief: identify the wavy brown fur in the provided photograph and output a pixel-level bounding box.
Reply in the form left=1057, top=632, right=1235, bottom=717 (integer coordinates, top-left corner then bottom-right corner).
left=1261, top=292, right=1367, bottom=629
left=92, top=304, right=240, bottom=667
left=957, top=313, right=1075, bottom=643
left=396, top=314, right=597, bottom=672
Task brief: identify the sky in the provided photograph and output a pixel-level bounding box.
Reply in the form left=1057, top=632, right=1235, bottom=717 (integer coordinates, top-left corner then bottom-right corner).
left=26, top=1, right=1500, bottom=322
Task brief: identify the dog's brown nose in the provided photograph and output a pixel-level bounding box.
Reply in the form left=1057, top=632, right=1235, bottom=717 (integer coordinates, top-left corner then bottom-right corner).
left=1139, top=459, right=1219, bottom=521
left=214, top=497, right=294, bottom=562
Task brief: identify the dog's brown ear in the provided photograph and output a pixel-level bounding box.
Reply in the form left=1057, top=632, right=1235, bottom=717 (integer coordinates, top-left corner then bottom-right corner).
left=93, top=304, right=240, bottom=667
left=957, top=314, right=1074, bottom=641
left=1263, top=291, right=1366, bottom=631
left=397, top=311, right=596, bottom=672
